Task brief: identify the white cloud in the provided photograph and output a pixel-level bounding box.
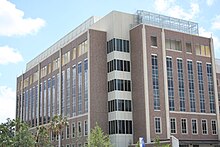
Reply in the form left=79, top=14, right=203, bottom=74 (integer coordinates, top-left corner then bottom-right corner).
left=212, top=15, right=220, bottom=30
left=199, top=27, right=220, bottom=58
left=0, top=45, right=23, bottom=65
left=0, top=86, right=16, bottom=123
left=0, top=0, right=45, bottom=36
left=154, top=0, right=200, bottom=20
left=206, top=0, right=215, bottom=6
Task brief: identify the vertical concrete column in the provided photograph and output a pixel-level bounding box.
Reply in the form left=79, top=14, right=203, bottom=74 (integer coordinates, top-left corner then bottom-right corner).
left=210, top=37, right=220, bottom=140
left=161, top=28, right=170, bottom=139
left=142, top=25, right=151, bottom=143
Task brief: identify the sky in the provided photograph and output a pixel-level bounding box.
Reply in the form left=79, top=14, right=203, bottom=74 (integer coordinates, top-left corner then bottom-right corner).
left=0, top=0, right=220, bottom=123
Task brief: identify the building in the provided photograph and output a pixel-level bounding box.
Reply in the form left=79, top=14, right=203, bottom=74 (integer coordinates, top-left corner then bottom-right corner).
left=16, top=10, right=220, bottom=147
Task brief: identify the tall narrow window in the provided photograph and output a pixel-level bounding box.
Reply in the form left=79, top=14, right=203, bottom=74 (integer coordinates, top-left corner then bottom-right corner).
left=25, top=90, right=28, bottom=121
left=52, top=76, right=56, bottom=117
left=78, top=121, right=82, bottom=137
left=211, top=120, right=217, bottom=135
left=66, top=124, right=70, bottom=139
left=39, top=83, right=42, bottom=125
left=47, top=79, right=51, bottom=122
left=201, top=119, right=208, bottom=134
left=177, top=59, right=185, bottom=111
left=84, top=59, right=88, bottom=113
left=197, top=62, right=205, bottom=112
left=57, top=74, right=60, bottom=115
left=192, top=119, right=198, bottom=134
left=78, top=63, right=82, bottom=114
left=187, top=60, right=196, bottom=112
left=166, top=57, right=174, bottom=111
left=186, top=42, right=192, bottom=53
left=31, top=88, right=34, bottom=126
left=72, top=65, right=76, bottom=116
left=207, top=63, right=215, bottom=113
left=72, top=122, right=75, bottom=138
left=66, top=68, right=70, bottom=117
left=35, top=86, right=38, bottom=125
left=43, top=80, right=46, bottom=124
left=152, top=55, right=160, bottom=110
left=61, top=71, right=65, bottom=117
left=84, top=120, right=88, bottom=136
left=155, top=117, right=161, bottom=134
left=181, top=118, right=187, bottom=134
left=170, top=118, right=176, bottom=134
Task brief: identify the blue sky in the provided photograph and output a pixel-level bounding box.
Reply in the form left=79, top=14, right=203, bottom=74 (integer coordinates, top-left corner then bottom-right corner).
left=0, top=0, right=220, bottom=123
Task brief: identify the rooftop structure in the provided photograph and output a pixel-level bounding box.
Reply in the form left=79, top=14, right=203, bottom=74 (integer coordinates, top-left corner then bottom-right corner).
left=136, top=10, right=199, bottom=35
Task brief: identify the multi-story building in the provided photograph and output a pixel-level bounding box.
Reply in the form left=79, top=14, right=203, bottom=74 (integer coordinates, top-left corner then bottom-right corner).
left=16, top=10, right=220, bottom=147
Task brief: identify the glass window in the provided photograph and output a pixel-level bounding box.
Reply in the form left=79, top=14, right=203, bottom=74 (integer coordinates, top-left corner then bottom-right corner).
left=78, top=121, right=82, bottom=137
left=66, top=124, right=70, bottom=139
left=201, top=119, right=208, bottom=134
left=84, top=120, right=88, bottom=136
left=207, top=63, right=215, bottom=113
left=151, top=36, right=157, bottom=47
left=181, top=118, right=187, bottom=134
left=166, top=57, right=174, bottom=111
left=186, top=42, right=192, bottom=53
left=78, top=63, right=82, bottom=114
left=201, top=45, right=205, bottom=56
left=152, top=55, right=160, bottom=110
left=72, top=48, right=76, bottom=60
left=72, top=122, right=75, bottom=138
left=205, top=46, right=210, bottom=57
left=177, top=58, right=185, bottom=111
left=170, top=118, right=176, bottom=134
left=84, top=59, right=88, bottom=113
left=195, top=44, right=200, bottom=55
left=197, top=62, right=205, bottom=112
left=155, top=117, right=161, bottom=134
left=211, top=120, right=217, bottom=135
left=187, top=60, right=196, bottom=112
left=192, top=119, right=197, bottom=134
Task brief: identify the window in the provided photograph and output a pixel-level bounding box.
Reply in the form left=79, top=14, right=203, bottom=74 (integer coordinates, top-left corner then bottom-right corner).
left=66, top=145, right=70, bottom=147
left=196, top=44, right=211, bottom=57
left=108, top=120, right=132, bottom=135
left=47, top=79, right=51, bottom=123
left=72, top=48, right=76, bottom=60
left=207, top=63, right=215, bottom=113
left=52, top=76, right=56, bottom=117
left=151, top=36, right=157, bottom=47
left=84, top=59, right=88, bottom=113
left=181, top=118, right=187, bottom=134
left=107, top=59, right=130, bottom=73
left=166, top=57, right=174, bottom=111
left=56, top=74, right=60, bottom=115
left=152, top=55, right=160, bottom=110
left=62, top=51, right=70, bottom=65
left=201, top=119, right=208, bottom=135
left=165, top=39, right=182, bottom=51
left=211, top=120, right=217, bottom=135
left=53, top=58, right=60, bottom=71
left=78, top=63, right=82, bottom=114
left=108, top=79, right=131, bottom=92
left=108, top=99, right=132, bottom=112
left=155, top=117, right=161, bottom=134
left=66, top=124, right=70, bottom=139
left=187, top=60, right=196, bottom=112
left=177, top=59, right=185, bottom=111
left=197, top=62, right=205, bottom=112
left=192, top=119, right=198, bottom=134
left=186, top=42, right=192, bottom=53
left=72, top=65, right=76, bottom=116
left=107, top=38, right=129, bottom=53
left=61, top=71, right=65, bottom=117
left=84, top=120, right=88, bottom=136
left=170, top=118, right=176, bottom=134
left=72, top=122, right=75, bottom=138
left=48, top=63, right=51, bottom=74
left=78, top=121, right=82, bottom=137
left=43, top=80, right=47, bottom=124
left=78, top=40, right=88, bottom=56
left=66, top=68, right=70, bottom=117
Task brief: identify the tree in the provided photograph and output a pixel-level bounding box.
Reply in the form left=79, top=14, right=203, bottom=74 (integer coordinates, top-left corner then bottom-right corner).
left=87, top=123, right=112, bottom=147
left=49, top=115, right=68, bottom=147
left=0, top=118, right=35, bottom=147
left=35, top=126, right=51, bottom=147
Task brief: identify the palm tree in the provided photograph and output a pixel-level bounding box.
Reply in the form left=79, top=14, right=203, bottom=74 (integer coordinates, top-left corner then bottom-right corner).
left=35, top=125, right=50, bottom=147
left=49, top=115, right=68, bottom=147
